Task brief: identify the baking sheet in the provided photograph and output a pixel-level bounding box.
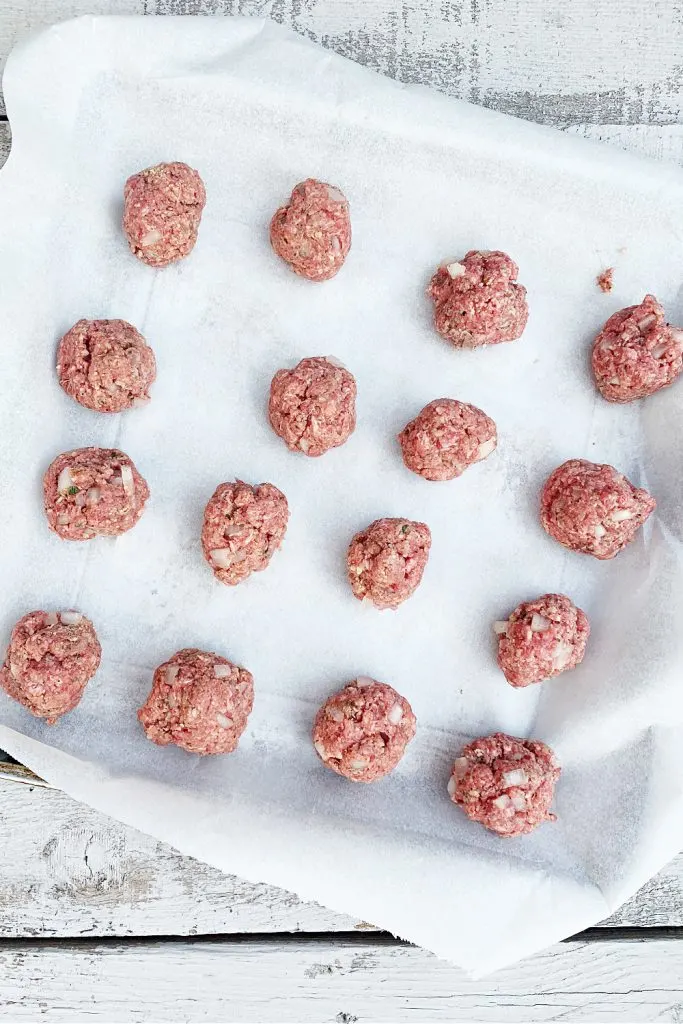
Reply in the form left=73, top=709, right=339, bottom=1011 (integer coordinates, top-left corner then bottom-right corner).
left=1, top=15, right=683, bottom=973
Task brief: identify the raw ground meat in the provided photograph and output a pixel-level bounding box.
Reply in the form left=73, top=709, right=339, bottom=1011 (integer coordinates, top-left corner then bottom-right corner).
left=201, top=480, right=289, bottom=586
left=0, top=610, right=101, bottom=723
left=44, top=447, right=150, bottom=541
left=312, top=677, right=416, bottom=782
left=123, top=161, right=206, bottom=267
left=596, top=267, right=614, bottom=293
left=398, top=398, right=497, bottom=481
left=347, top=518, right=431, bottom=610
left=448, top=732, right=561, bottom=837
left=428, top=250, right=528, bottom=349
left=269, top=356, right=356, bottom=456
left=138, top=648, right=254, bottom=756
left=591, top=294, right=683, bottom=403
left=494, top=593, right=589, bottom=688
left=57, top=318, right=156, bottom=413
left=270, top=178, right=351, bottom=282
left=540, top=458, right=655, bottom=559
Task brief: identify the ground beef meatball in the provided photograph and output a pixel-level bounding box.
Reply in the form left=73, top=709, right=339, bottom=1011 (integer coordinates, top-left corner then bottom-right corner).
left=428, top=250, right=528, bottom=349
left=270, top=178, right=351, bottom=282
left=0, top=610, right=101, bottom=723
left=591, top=294, right=683, bottom=403
left=347, top=518, right=431, bottom=610
left=494, top=593, right=589, bottom=688
left=44, top=447, right=150, bottom=541
left=448, top=733, right=561, bottom=837
left=138, top=648, right=254, bottom=756
left=201, top=480, right=289, bottom=586
left=57, top=319, right=156, bottom=413
left=123, top=161, right=206, bottom=267
left=398, top=398, right=497, bottom=481
left=540, top=458, right=655, bottom=559
left=312, top=677, right=416, bottom=782
left=268, top=356, right=356, bottom=456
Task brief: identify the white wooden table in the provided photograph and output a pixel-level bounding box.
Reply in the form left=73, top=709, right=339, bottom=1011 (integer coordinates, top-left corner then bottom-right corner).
left=1, top=2, right=683, bottom=1020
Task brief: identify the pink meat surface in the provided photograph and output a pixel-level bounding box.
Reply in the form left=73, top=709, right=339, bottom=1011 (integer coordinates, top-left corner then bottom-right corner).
left=269, top=356, right=356, bottom=456
left=57, top=318, right=156, bottom=413
left=541, top=458, right=655, bottom=559
left=138, top=648, right=254, bottom=756
left=270, top=178, right=351, bottom=282
left=44, top=447, right=149, bottom=541
left=347, top=517, right=431, bottom=610
left=495, top=593, right=589, bottom=688
left=591, top=294, right=683, bottom=403
left=398, top=398, right=497, bottom=481
left=448, top=732, right=561, bottom=837
left=123, top=161, right=206, bottom=267
left=428, top=250, right=528, bottom=348
left=313, top=678, right=416, bottom=782
left=0, top=610, right=101, bottom=723
left=201, top=480, right=289, bottom=586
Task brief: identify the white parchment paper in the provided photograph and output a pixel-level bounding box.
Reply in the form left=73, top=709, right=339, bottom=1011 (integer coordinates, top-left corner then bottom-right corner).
left=1, top=15, right=683, bottom=973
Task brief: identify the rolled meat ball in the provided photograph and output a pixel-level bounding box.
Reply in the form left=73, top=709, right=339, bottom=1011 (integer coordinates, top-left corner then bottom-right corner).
left=494, top=593, right=589, bottom=688
left=0, top=610, right=101, bottom=723
left=398, top=398, right=497, bottom=481
left=202, top=480, right=289, bottom=586
left=347, top=518, right=431, bottom=610
left=269, top=356, right=356, bottom=456
left=44, top=447, right=150, bottom=541
left=541, top=458, right=655, bottom=559
left=313, top=677, right=416, bottom=782
left=57, top=318, right=156, bottom=413
left=123, top=161, right=206, bottom=267
left=428, top=250, right=528, bottom=349
left=448, top=732, right=561, bottom=837
left=591, top=293, right=683, bottom=403
left=138, top=648, right=254, bottom=756
left=270, top=178, right=351, bottom=282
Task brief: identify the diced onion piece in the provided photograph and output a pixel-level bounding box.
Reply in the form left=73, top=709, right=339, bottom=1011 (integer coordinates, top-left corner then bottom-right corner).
left=326, top=706, right=344, bottom=723
left=503, top=769, right=528, bottom=787
left=57, top=513, right=70, bottom=525
left=355, top=676, right=375, bottom=688
left=165, top=664, right=180, bottom=685
left=326, top=185, right=347, bottom=204
left=75, top=491, right=87, bottom=508
left=45, top=612, right=59, bottom=627
left=57, top=467, right=74, bottom=493
left=552, top=642, right=573, bottom=672
left=511, top=793, right=528, bottom=811
left=637, top=314, right=656, bottom=333
left=594, top=523, right=607, bottom=538
left=314, top=740, right=328, bottom=759
left=214, top=664, right=233, bottom=679
left=298, top=437, right=310, bottom=454
left=493, top=620, right=509, bottom=636
left=325, top=355, right=346, bottom=368
left=446, top=261, right=466, bottom=278
left=447, top=776, right=458, bottom=797
left=651, top=343, right=669, bottom=360
left=611, top=508, right=635, bottom=522
left=670, top=328, right=683, bottom=344
left=476, top=437, right=496, bottom=461
left=215, top=713, right=233, bottom=729
left=388, top=703, right=404, bottom=725
left=141, top=228, right=162, bottom=247
left=132, top=397, right=150, bottom=409
left=120, top=464, right=135, bottom=498
left=210, top=548, right=233, bottom=569
left=349, top=759, right=368, bottom=772
left=530, top=613, right=550, bottom=632
left=60, top=611, right=82, bottom=626
left=451, top=756, right=469, bottom=781
left=223, top=524, right=245, bottom=537
left=86, top=487, right=101, bottom=506
left=493, top=794, right=512, bottom=810
left=9, top=662, right=19, bottom=680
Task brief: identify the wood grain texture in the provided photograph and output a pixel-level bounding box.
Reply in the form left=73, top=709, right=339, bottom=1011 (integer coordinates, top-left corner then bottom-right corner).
left=0, top=780, right=681, bottom=938
left=1, top=1, right=683, bottom=123
left=1, top=934, right=683, bottom=1022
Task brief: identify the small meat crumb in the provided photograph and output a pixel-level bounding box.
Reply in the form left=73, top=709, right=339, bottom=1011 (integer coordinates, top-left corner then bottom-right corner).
left=596, top=268, right=614, bottom=293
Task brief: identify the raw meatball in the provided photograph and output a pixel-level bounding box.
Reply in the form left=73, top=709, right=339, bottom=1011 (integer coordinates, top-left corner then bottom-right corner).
left=202, top=480, right=289, bottom=586
left=494, top=593, right=589, bottom=688
left=44, top=447, right=150, bottom=541
left=591, top=294, right=683, bottom=403
left=398, top=398, right=497, bottom=481
left=123, top=161, right=206, bottom=267
left=312, top=677, right=416, bottom=782
left=268, top=356, right=356, bottom=456
left=541, top=458, right=655, bottom=559
left=448, top=732, right=561, bottom=837
left=0, top=610, right=101, bottom=723
left=270, top=178, right=351, bottom=282
left=347, top=518, right=431, bottom=610
left=57, top=318, right=156, bottom=413
left=428, top=250, right=528, bottom=349
left=138, top=648, right=254, bottom=756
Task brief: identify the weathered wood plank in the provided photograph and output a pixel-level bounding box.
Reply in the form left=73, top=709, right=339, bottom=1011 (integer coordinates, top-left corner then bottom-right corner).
left=1, top=934, right=683, bottom=1022
left=1, top=1, right=683, bottom=123
left=0, top=780, right=681, bottom=938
